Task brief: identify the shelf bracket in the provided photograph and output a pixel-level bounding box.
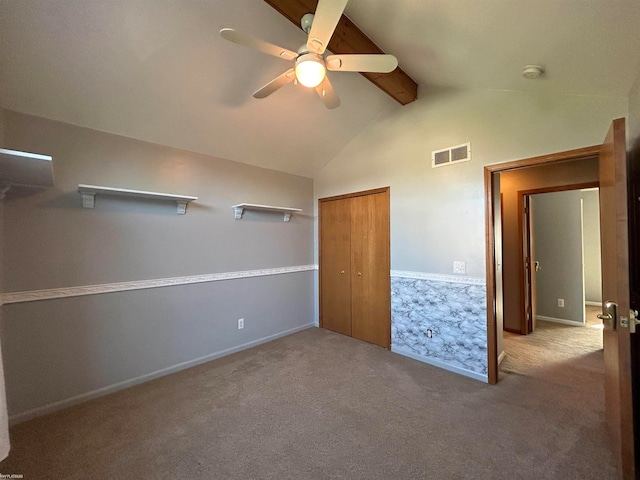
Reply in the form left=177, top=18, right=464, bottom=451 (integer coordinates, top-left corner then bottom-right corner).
left=233, top=206, right=244, bottom=219
left=176, top=201, right=188, bottom=215
left=283, top=213, right=292, bottom=222
left=81, top=192, right=96, bottom=209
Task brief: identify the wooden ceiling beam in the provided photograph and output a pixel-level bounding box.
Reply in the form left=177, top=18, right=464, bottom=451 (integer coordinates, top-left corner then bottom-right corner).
left=262, top=0, right=418, bottom=105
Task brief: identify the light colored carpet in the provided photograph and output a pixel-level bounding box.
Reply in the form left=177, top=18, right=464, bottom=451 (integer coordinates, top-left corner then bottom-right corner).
left=501, top=306, right=604, bottom=384
left=0, top=320, right=617, bottom=479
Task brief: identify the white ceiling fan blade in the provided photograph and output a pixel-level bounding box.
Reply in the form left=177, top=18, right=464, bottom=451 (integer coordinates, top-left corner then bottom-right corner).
left=253, top=68, right=296, bottom=98
left=315, top=76, right=340, bottom=109
left=326, top=54, right=398, bottom=73
left=306, top=0, right=348, bottom=55
left=220, top=28, right=297, bottom=61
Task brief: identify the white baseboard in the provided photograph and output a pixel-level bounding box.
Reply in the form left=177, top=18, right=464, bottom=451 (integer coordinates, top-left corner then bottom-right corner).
left=9, top=323, right=315, bottom=426
left=537, top=315, right=584, bottom=327
left=498, top=351, right=506, bottom=365
left=585, top=301, right=602, bottom=307
left=391, top=347, right=488, bottom=383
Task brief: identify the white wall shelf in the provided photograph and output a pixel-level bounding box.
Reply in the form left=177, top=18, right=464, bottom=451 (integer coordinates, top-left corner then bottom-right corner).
left=78, top=184, right=198, bottom=214
left=0, top=148, right=54, bottom=199
left=232, top=203, right=302, bottom=222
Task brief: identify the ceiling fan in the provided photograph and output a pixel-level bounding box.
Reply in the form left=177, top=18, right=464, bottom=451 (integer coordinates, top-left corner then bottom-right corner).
left=220, top=0, right=398, bottom=109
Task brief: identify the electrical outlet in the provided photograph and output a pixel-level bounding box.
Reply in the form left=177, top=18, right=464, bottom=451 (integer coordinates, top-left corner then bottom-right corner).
left=558, top=299, right=565, bottom=308
left=453, top=261, right=466, bottom=274
left=426, top=329, right=433, bottom=338
left=238, top=318, right=244, bottom=329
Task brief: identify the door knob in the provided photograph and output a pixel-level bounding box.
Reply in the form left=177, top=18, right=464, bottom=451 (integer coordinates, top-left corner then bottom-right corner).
left=357, top=272, right=362, bottom=276
left=599, top=301, right=618, bottom=330
left=340, top=270, right=345, bottom=274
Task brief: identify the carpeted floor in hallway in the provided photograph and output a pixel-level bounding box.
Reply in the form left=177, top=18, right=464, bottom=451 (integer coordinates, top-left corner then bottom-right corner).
left=500, top=305, right=604, bottom=381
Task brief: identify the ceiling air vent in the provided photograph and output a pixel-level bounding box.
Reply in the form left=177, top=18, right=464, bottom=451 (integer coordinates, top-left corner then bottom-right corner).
left=432, top=142, right=471, bottom=168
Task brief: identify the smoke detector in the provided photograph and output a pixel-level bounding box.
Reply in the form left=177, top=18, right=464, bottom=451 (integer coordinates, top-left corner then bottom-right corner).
left=522, top=65, right=544, bottom=79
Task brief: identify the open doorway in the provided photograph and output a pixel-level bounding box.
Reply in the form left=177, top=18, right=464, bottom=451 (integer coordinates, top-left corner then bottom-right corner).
left=483, top=145, right=601, bottom=383
left=494, top=158, right=599, bottom=331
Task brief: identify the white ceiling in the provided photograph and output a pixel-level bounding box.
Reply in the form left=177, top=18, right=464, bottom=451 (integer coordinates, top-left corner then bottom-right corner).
left=2, top=0, right=640, bottom=178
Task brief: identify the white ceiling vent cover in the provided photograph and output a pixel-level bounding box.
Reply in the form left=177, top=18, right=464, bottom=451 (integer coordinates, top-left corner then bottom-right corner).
left=432, top=142, right=471, bottom=168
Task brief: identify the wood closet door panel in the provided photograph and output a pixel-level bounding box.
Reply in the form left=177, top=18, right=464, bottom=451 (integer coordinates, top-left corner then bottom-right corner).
left=320, top=198, right=352, bottom=336
left=350, top=191, right=391, bottom=348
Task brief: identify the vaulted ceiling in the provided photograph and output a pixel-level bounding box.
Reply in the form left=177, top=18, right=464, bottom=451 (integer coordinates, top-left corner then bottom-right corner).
left=2, top=0, right=640, bottom=177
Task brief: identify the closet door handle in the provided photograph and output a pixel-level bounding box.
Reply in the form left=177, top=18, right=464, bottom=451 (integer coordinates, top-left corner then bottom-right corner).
left=357, top=272, right=362, bottom=276
left=340, top=270, right=345, bottom=274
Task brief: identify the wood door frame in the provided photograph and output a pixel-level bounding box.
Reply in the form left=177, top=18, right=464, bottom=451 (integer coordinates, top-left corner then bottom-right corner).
left=318, top=187, right=391, bottom=343
left=484, top=145, right=601, bottom=384
left=516, top=182, right=599, bottom=334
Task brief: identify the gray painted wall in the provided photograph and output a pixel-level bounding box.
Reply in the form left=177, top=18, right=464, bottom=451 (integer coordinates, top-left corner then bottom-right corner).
left=3, top=111, right=313, bottom=291
left=0, top=198, right=3, bottom=318
left=0, top=202, right=3, bottom=338
left=0, top=197, right=9, bottom=456
left=0, top=112, right=4, bottom=296
left=532, top=191, right=584, bottom=323
left=629, top=71, right=640, bottom=148
left=0, top=108, right=13, bottom=454
left=1, top=274, right=312, bottom=417
left=0, top=108, right=4, bottom=146
left=1, top=111, right=314, bottom=420
left=581, top=190, right=602, bottom=304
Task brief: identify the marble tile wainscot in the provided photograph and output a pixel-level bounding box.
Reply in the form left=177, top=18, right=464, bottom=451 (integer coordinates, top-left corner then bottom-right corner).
left=391, top=272, right=487, bottom=381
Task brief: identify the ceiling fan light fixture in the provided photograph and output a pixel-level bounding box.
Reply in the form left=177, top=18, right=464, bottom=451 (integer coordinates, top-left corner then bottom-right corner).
left=295, top=53, right=326, bottom=88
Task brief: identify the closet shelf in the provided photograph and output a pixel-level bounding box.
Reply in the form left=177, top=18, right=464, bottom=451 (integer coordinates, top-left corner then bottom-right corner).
left=231, top=203, right=302, bottom=222
left=77, top=184, right=198, bottom=215
left=0, top=148, right=54, bottom=198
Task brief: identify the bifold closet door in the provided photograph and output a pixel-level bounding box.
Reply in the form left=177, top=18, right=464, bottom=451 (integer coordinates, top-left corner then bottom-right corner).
left=320, top=188, right=390, bottom=349
left=320, top=198, right=352, bottom=336
left=350, top=192, right=390, bottom=348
